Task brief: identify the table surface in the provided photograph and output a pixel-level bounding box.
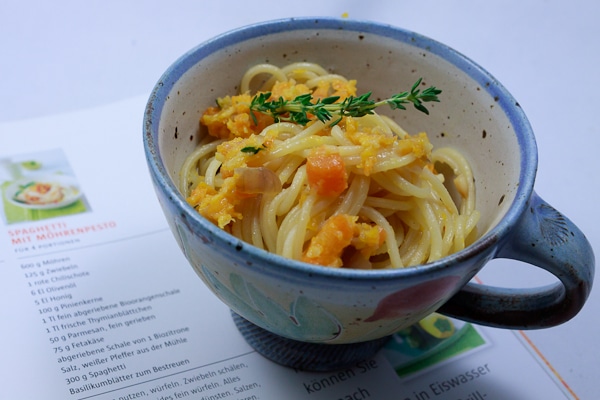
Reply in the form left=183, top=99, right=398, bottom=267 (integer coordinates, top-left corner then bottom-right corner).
left=2, top=1, right=599, bottom=398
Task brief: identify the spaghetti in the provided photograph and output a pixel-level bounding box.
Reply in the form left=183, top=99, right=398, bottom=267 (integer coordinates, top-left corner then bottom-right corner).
left=181, top=63, right=479, bottom=269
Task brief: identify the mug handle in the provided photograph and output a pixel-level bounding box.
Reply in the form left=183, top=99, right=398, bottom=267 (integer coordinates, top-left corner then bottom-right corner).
left=438, top=191, right=595, bottom=329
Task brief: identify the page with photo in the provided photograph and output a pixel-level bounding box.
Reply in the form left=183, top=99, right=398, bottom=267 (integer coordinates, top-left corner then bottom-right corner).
left=0, top=148, right=90, bottom=224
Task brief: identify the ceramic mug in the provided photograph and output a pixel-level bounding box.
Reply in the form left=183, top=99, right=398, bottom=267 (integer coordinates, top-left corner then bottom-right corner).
left=144, top=18, right=594, bottom=370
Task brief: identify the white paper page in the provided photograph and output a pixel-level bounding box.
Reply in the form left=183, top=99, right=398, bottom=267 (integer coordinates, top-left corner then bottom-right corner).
left=0, top=97, right=576, bottom=399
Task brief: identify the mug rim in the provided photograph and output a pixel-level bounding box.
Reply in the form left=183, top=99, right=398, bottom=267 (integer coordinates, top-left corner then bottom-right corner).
left=144, top=16, right=537, bottom=282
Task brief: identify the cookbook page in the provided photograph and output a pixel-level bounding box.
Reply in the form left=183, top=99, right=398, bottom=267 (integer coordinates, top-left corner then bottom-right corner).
left=0, top=97, right=575, bottom=399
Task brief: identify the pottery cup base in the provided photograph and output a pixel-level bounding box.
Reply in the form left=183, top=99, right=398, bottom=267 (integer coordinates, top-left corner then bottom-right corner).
left=231, top=310, right=391, bottom=371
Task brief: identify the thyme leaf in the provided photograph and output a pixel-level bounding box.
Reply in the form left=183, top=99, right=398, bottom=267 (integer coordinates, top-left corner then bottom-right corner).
left=240, top=146, right=265, bottom=154
left=248, top=78, right=441, bottom=126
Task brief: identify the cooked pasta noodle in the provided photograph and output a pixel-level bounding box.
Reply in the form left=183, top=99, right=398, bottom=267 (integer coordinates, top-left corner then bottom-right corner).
left=181, top=62, right=480, bottom=269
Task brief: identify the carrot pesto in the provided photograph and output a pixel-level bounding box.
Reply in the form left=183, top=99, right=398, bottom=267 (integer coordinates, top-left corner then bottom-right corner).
left=184, top=63, right=478, bottom=269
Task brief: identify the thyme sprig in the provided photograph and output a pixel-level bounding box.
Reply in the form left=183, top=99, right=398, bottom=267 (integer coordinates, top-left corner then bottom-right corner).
left=249, top=78, right=441, bottom=127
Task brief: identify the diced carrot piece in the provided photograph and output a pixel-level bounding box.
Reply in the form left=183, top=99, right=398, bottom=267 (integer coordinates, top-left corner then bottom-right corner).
left=302, top=214, right=357, bottom=267
left=306, top=146, right=348, bottom=197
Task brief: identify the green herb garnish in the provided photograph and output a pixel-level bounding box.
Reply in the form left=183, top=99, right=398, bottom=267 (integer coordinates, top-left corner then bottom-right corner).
left=13, top=181, right=35, bottom=197
left=240, top=146, right=265, bottom=154
left=249, top=78, right=441, bottom=127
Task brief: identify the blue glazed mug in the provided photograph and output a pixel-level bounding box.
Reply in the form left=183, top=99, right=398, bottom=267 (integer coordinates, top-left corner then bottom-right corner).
left=144, top=18, right=594, bottom=370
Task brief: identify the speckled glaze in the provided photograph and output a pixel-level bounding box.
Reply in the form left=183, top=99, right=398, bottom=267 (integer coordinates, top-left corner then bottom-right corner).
left=144, top=18, right=594, bottom=369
